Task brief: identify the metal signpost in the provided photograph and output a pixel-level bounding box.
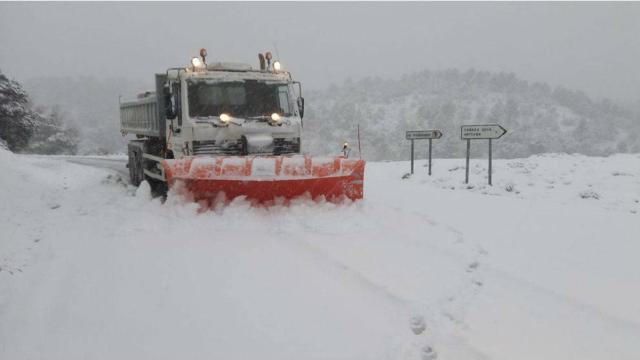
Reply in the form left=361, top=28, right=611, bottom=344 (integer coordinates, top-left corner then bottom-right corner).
left=406, top=130, right=443, bottom=176
left=460, top=124, right=507, bottom=185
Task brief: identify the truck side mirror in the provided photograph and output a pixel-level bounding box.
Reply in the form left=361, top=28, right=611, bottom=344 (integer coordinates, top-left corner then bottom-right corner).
left=165, top=94, right=176, bottom=120
left=297, top=97, right=305, bottom=119
left=163, top=84, right=176, bottom=120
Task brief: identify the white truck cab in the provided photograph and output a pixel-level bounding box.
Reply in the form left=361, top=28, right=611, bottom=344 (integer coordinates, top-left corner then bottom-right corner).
left=120, top=51, right=305, bottom=187
left=165, top=61, right=303, bottom=158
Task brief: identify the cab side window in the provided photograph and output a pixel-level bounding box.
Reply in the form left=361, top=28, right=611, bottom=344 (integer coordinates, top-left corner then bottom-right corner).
left=173, top=83, right=182, bottom=126
left=277, top=86, right=291, bottom=115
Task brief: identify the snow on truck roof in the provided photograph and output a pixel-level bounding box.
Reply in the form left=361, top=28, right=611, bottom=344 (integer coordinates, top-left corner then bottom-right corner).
left=168, top=62, right=292, bottom=83
left=124, top=63, right=292, bottom=103
left=206, top=62, right=253, bottom=71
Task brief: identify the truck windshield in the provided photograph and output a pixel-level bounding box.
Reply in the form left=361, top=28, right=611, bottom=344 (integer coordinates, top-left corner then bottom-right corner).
left=188, top=80, right=292, bottom=118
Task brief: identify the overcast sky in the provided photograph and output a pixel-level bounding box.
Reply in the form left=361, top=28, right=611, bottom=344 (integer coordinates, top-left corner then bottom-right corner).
left=1, top=2, right=639, bottom=101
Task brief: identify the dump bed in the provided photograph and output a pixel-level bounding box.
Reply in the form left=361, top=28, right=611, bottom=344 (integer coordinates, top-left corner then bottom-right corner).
left=119, top=74, right=166, bottom=138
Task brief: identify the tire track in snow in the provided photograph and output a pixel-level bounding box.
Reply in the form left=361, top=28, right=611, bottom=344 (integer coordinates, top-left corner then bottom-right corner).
left=271, top=220, right=411, bottom=307
left=358, top=200, right=492, bottom=359
left=269, top=201, right=492, bottom=359
left=65, top=157, right=130, bottom=180
left=265, top=209, right=456, bottom=360
left=481, top=264, right=640, bottom=334
left=269, top=233, right=461, bottom=360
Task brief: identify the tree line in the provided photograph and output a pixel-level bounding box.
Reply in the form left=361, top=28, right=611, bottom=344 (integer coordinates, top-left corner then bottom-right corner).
left=0, top=70, right=78, bottom=154
left=304, top=69, right=640, bottom=160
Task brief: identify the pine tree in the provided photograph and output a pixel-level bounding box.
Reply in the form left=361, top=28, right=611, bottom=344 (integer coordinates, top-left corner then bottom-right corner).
left=28, top=106, right=79, bottom=155
left=0, top=70, right=36, bottom=151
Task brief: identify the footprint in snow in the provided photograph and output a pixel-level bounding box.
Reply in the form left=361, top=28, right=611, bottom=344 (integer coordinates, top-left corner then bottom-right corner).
left=441, top=224, right=464, bottom=244
left=410, top=315, right=426, bottom=335
left=421, top=346, right=438, bottom=360
left=442, top=311, right=457, bottom=322
left=466, top=261, right=479, bottom=273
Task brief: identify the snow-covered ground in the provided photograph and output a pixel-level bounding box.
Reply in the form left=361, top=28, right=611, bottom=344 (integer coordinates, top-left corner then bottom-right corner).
left=1, top=148, right=639, bottom=359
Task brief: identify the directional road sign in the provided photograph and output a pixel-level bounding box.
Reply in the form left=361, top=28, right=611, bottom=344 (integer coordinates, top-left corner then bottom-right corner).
left=461, top=125, right=507, bottom=140
left=405, top=129, right=444, bottom=176
left=461, top=123, right=508, bottom=185
left=406, top=130, right=443, bottom=140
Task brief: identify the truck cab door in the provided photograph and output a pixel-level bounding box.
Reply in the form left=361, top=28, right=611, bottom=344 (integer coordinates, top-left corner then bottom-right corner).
left=166, top=82, right=186, bottom=157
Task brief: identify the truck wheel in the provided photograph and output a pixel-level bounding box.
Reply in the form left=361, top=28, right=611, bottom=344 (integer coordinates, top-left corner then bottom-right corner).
left=147, top=178, right=168, bottom=198
left=127, top=143, right=144, bottom=186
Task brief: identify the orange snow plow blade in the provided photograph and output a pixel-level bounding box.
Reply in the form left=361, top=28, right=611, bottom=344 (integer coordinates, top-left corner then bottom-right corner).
left=162, top=155, right=365, bottom=203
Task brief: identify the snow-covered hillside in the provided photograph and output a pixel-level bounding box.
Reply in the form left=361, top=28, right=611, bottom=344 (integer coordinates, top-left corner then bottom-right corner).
left=304, top=70, right=640, bottom=160
left=1, top=148, right=639, bottom=359
left=21, top=69, right=640, bottom=157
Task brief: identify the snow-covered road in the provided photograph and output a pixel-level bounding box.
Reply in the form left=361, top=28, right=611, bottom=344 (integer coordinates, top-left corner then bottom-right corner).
left=1, top=149, right=639, bottom=359
left=64, top=156, right=129, bottom=179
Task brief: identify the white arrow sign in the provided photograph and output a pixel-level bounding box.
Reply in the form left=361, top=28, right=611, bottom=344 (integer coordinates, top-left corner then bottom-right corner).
left=406, top=130, right=443, bottom=140
left=461, top=124, right=507, bottom=140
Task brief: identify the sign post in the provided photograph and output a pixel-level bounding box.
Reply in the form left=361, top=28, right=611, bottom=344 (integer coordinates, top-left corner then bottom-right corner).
left=428, top=138, right=433, bottom=176
left=465, top=139, right=470, bottom=184
left=410, top=139, right=415, bottom=174
left=406, top=130, right=443, bottom=176
left=460, top=124, right=507, bottom=185
left=488, top=139, right=492, bottom=185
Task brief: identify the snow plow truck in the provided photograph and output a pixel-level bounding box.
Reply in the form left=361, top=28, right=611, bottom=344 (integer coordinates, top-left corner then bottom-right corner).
left=120, top=49, right=365, bottom=203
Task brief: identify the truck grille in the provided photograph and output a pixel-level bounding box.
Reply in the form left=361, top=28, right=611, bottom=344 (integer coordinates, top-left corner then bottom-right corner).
left=274, top=138, right=300, bottom=155
left=192, top=140, right=243, bottom=155
left=192, top=138, right=300, bottom=156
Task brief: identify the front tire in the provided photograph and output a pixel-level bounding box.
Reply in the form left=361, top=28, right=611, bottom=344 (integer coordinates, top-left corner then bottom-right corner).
left=127, top=142, right=144, bottom=186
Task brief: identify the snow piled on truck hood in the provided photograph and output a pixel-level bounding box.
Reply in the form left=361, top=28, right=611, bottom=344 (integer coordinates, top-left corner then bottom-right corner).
left=1, top=149, right=639, bottom=360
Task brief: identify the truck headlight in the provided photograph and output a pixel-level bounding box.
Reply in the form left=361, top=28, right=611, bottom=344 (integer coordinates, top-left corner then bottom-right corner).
left=219, top=113, right=231, bottom=123
left=270, top=113, right=283, bottom=126
left=191, top=57, right=205, bottom=69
